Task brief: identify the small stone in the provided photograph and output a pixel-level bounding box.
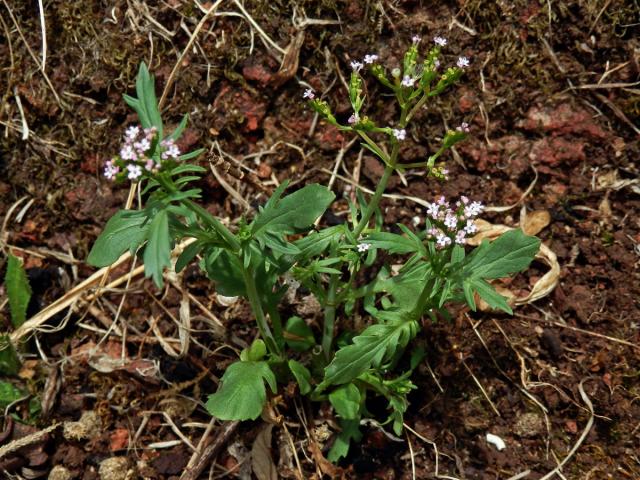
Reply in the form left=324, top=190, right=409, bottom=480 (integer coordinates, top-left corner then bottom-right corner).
left=99, top=457, right=131, bottom=480
left=514, top=412, right=544, bottom=438
left=63, top=410, right=101, bottom=441
left=49, top=465, right=72, bottom=480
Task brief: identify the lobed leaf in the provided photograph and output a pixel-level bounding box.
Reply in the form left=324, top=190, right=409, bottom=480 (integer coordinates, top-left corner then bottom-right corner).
left=206, top=360, right=276, bottom=420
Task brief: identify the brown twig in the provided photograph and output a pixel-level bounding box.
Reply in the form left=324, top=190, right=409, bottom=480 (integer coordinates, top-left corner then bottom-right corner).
left=179, top=420, right=240, bottom=480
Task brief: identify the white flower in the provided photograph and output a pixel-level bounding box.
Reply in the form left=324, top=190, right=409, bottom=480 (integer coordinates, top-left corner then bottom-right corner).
left=357, top=243, right=371, bottom=253
left=426, top=202, right=440, bottom=219
left=436, top=233, right=452, bottom=248
left=363, top=54, right=379, bottom=64
left=161, top=139, right=181, bottom=160
left=303, top=88, right=315, bottom=99
left=464, top=220, right=477, bottom=235
left=456, top=122, right=470, bottom=133
left=464, top=201, right=484, bottom=218
left=126, top=163, right=143, bottom=180
left=457, top=56, right=470, bottom=68
left=120, top=144, right=137, bottom=161
left=104, top=161, right=119, bottom=180
left=350, top=60, right=364, bottom=72
left=455, top=230, right=467, bottom=245
left=433, top=36, right=447, bottom=47
left=401, top=75, right=415, bottom=87
left=144, top=158, right=155, bottom=171
left=434, top=59, right=441, bottom=69
left=412, top=35, right=421, bottom=43
left=392, top=128, right=406, bottom=141
left=444, top=214, right=458, bottom=230
left=125, top=125, right=140, bottom=141
left=348, top=113, right=359, bottom=125
left=134, top=138, right=151, bottom=153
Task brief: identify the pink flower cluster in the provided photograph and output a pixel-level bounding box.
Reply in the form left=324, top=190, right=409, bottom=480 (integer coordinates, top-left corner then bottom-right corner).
left=103, top=125, right=181, bottom=181
left=425, top=195, right=483, bottom=248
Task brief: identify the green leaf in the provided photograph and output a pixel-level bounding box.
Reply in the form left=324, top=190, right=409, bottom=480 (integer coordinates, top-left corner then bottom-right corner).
left=5, top=254, right=32, bottom=327
left=175, top=241, right=202, bottom=273
left=329, top=383, right=361, bottom=420
left=87, top=210, right=150, bottom=267
left=463, top=229, right=540, bottom=279
left=143, top=210, right=172, bottom=288
left=327, top=419, right=361, bottom=462
left=288, top=360, right=312, bottom=395
left=459, top=229, right=540, bottom=314
left=294, top=225, right=344, bottom=259
left=0, top=335, right=21, bottom=376
left=206, top=360, right=276, bottom=420
left=0, top=379, right=26, bottom=409
left=240, top=339, right=267, bottom=362
left=136, top=62, right=163, bottom=136
left=365, top=231, right=422, bottom=255
left=284, top=316, right=316, bottom=352
left=169, top=114, right=189, bottom=141
left=251, top=182, right=335, bottom=237
left=468, top=278, right=513, bottom=314
left=320, top=314, right=419, bottom=388
left=204, top=249, right=246, bottom=297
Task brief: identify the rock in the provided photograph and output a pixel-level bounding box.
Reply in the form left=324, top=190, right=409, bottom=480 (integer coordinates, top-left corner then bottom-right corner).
left=49, top=465, right=72, bottom=480
left=63, top=411, right=101, bottom=441
left=529, top=137, right=585, bottom=167
left=518, top=103, right=608, bottom=139
left=99, top=457, right=133, bottom=480
left=514, top=412, right=544, bottom=438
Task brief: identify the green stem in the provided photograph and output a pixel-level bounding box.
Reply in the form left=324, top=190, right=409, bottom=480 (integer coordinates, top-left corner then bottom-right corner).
left=183, top=200, right=241, bottom=252
left=322, top=271, right=339, bottom=361
left=410, top=277, right=436, bottom=319
left=241, top=264, right=281, bottom=357
left=353, top=164, right=394, bottom=238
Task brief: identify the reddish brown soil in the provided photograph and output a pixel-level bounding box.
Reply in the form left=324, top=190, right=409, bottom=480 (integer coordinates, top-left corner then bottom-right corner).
left=1, top=1, right=639, bottom=479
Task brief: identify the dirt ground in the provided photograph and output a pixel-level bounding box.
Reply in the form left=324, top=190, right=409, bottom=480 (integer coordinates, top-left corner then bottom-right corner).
left=1, top=0, right=639, bottom=479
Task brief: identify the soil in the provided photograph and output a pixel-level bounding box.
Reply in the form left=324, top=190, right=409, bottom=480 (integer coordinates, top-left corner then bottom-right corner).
left=1, top=1, right=639, bottom=479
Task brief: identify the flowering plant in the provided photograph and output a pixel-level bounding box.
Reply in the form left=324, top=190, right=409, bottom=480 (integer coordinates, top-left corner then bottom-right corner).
left=88, top=38, right=539, bottom=461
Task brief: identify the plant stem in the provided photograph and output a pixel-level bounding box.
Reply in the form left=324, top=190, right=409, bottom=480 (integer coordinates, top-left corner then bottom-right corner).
left=353, top=163, right=394, bottom=238
left=183, top=200, right=241, bottom=252
left=241, top=264, right=281, bottom=357
left=321, top=271, right=339, bottom=361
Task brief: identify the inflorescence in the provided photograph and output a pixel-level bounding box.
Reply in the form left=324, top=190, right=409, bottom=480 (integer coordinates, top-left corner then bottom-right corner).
left=104, top=125, right=181, bottom=181
left=425, top=196, right=484, bottom=248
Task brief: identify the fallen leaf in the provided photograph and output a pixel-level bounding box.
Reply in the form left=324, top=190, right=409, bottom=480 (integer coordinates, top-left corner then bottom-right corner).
left=522, top=210, right=551, bottom=235
left=109, top=427, right=129, bottom=451
left=252, top=424, right=277, bottom=480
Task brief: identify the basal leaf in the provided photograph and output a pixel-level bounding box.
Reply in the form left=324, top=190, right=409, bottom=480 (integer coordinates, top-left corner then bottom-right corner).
left=464, top=229, right=540, bottom=279
left=329, top=383, right=361, bottom=420
left=206, top=360, right=276, bottom=420
left=0, top=335, right=21, bottom=376
left=87, top=210, right=150, bottom=267
left=320, top=314, right=419, bottom=388
left=251, top=183, right=335, bottom=237
left=284, top=316, right=316, bottom=352
left=327, top=419, right=361, bottom=462
left=288, top=360, right=312, bottom=395
left=143, top=210, right=172, bottom=288
left=5, top=254, right=32, bottom=327
left=0, top=379, right=26, bottom=408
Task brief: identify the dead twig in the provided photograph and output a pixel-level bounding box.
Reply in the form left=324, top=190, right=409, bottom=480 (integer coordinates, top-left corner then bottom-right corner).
left=179, top=421, right=240, bottom=480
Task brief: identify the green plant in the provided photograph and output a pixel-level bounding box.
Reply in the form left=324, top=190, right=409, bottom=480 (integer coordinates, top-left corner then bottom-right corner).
left=88, top=36, right=540, bottom=461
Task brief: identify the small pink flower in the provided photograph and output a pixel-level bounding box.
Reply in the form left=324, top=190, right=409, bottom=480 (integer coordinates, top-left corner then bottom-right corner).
left=457, top=57, right=470, bottom=68
left=456, top=122, right=470, bottom=133
left=433, top=36, right=447, bottom=47
left=350, top=60, right=364, bottom=72
left=348, top=113, right=359, bottom=125
left=363, top=54, right=379, bottom=64
left=412, top=35, right=421, bottom=43
left=401, top=76, right=415, bottom=87
left=303, top=88, right=315, bottom=99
